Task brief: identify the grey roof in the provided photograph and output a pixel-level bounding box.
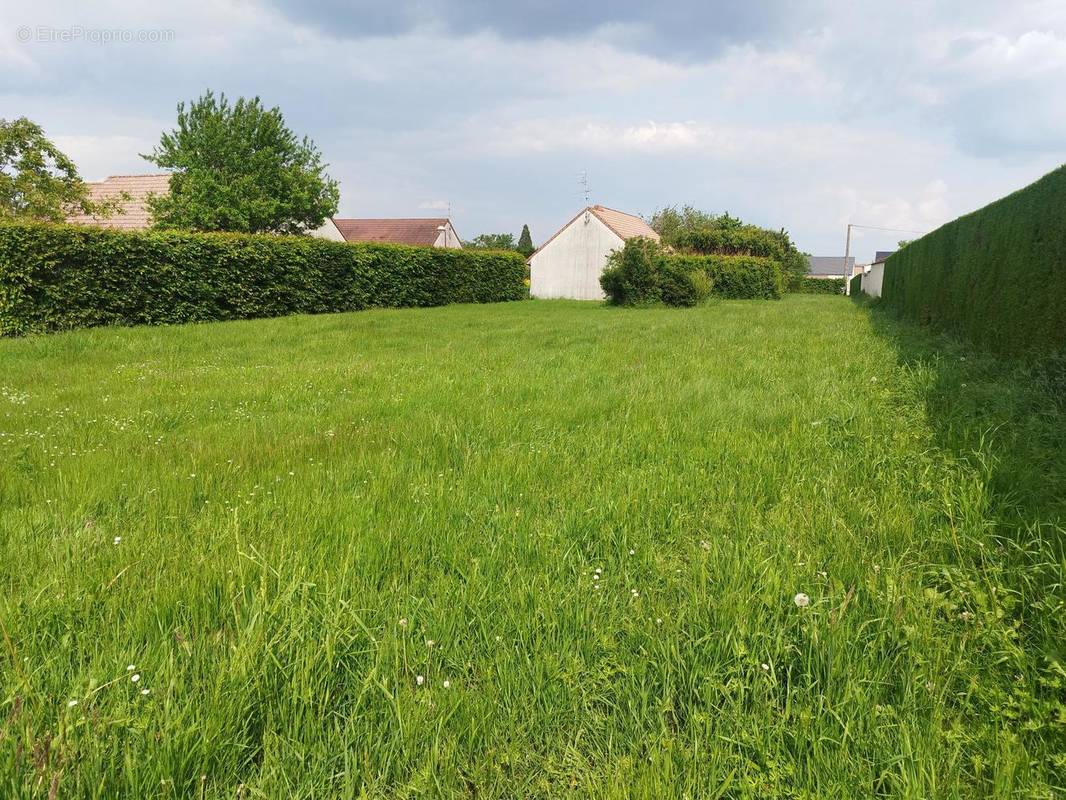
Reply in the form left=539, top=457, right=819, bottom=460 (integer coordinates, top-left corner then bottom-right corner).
left=806, top=255, right=855, bottom=275
left=873, top=250, right=895, bottom=263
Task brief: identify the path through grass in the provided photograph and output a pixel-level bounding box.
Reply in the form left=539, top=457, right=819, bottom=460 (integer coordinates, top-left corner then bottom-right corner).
left=1, top=297, right=1062, bottom=797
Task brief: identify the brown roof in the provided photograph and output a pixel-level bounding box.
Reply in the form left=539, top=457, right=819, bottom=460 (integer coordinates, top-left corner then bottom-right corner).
left=66, top=174, right=171, bottom=230
left=529, top=205, right=659, bottom=260
left=589, top=205, right=659, bottom=241
left=332, top=218, right=450, bottom=246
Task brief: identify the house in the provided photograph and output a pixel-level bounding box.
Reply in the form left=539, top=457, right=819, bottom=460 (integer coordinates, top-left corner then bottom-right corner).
left=806, top=255, right=858, bottom=279
left=314, top=218, right=462, bottom=248
left=65, top=174, right=171, bottom=230
left=860, top=251, right=895, bottom=298
left=529, top=205, right=660, bottom=300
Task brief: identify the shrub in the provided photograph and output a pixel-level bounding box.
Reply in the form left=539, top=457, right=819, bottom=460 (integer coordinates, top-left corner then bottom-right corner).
left=665, top=254, right=783, bottom=300
left=880, top=164, right=1066, bottom=357
left=0, top=221, right=528, bottom=335
left=659, top=263, right=713, bottom=307
left=600, top=238, right=664, bottom=306
left=798, top=277, right=845, bottom=294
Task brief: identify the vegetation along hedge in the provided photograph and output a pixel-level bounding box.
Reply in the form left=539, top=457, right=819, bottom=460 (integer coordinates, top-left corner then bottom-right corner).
left=666, top=254, right=783, bottom=300
left=798, top=276, right=845, bottom=294
left=880, top=163, right=1066, bottom=357
left=0, top=222, right=528, bottom=335
left=849, top=274, right=863, bottom=297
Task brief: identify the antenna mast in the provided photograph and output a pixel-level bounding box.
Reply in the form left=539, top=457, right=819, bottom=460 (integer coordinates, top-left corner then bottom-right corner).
left=579, top=170, right=591, bottom=222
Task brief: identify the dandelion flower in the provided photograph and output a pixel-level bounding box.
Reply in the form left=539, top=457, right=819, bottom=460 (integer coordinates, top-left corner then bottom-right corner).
left=628, top=549, right=635, bottom=555
left=131, top=673, right=140, bottom=683
left=113, top=536, right=122, bottom=545
left=794, top=593, right=810, bottom=608
left=656, top=618, right=663, bottom=624
left=127, top=664, right=136, bottom=671
left=761, top=663, right=769, bottom=671
left=141, top=688, right=150, bottom=695
left=426, top=639, right=435, bottom=648
left=67, top=699, right=78, bottom=708
left=415, top=675, right=425, bottom=686
left=442, top=680, right=451, bottom=689
left=399, top=617, right=407, bottom=627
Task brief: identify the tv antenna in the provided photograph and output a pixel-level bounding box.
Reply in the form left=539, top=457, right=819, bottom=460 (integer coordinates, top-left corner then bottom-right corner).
left=579, top=171, right=591, bottom=222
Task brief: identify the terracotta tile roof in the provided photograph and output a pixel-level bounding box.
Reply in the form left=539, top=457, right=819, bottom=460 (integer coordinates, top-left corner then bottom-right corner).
left=332, top=218, right=449, bottom=246
left=588, top=205, right=660, bottom=242
left=66, top=174, right=171, bottom=230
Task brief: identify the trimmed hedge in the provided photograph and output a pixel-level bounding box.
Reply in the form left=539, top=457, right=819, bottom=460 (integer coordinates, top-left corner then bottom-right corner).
left=798, top=276, right=845, bottom=295
left=0, top=222, right=528, bottom=335
left=880, top=164, right=1066, bottom=357
left=666, top=254, right=783, bottom=300
left=849, top=274, right=863, bottom=297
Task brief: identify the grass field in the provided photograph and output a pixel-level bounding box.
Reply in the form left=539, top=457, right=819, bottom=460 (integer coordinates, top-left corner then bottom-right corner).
left=1, top=296, right=1063, bottom=798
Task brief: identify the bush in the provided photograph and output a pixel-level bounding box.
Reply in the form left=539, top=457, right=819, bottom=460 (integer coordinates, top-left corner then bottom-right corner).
left=849, top=274, right=863, bottom=297
left=0, top=221, right=528, bottom=335
left=659, top=263, right=713, bottom=307
left=666, top=254, right=783, bottom=300
left=600, top=238, right=664, bottom=306
left=798, top=277, right=845, bottom=294
left=880, top=164, right=1066, bottom=357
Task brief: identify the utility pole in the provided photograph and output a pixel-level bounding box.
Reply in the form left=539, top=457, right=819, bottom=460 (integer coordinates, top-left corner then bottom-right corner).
left=842, top=224, right=852, bottom=295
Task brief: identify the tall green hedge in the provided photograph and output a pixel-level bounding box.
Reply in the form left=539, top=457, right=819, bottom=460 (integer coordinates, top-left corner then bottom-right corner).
left=666, top=254, right=783, bottom=299
left=0, top=222, right=528, bottom=335
left=880, top=164, right=1066, bottom=357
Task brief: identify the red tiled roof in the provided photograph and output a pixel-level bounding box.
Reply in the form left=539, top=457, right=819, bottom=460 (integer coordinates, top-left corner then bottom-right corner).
left=66, top=174, right=171, bottom=230
left=529, top=205, right=659, bottom=260
left=332, top=218, right=450, bottom=246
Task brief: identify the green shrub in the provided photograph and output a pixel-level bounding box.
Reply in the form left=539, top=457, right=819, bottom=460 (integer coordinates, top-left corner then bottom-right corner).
left=880, top=164, right=1066, bottom=357
left=798, top=276, right=845, bottom=294
left=659, top=263, right=713, bottom=307
left=600, top=238, right=664, bottom=306
left=0, top=221, right=528, bottom=335
left=666, top=254, right=783, bottom=299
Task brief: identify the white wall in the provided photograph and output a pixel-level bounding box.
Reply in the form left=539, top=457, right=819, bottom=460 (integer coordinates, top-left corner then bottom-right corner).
left=861, top=262, right=885, bottom=298
left=309, top=218, right=345, bottom=242
left=433, top=221, right=462, bottom=249
left=529, top=211, right=623, bottom=300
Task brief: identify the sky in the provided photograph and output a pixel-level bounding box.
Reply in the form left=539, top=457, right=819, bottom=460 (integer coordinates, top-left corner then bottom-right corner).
left=2, top=1, right=1065, bottom=262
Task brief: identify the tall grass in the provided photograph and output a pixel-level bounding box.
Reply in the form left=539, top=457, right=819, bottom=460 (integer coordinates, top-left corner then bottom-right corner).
left=0, top=297, right=1062, bottom=797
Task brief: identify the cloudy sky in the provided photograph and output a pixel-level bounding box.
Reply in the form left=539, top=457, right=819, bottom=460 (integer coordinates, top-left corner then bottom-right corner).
left=2, top=1, right=1065, bottom=261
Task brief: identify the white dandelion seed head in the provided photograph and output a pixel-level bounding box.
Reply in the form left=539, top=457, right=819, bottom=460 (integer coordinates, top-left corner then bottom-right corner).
left=415, top=675, right=424, bottom=686
left=113, top=536, right=122, bottom=545
left=131, top=673, right=140, bottom=683
left=761, top=663, right=769, bottom=671
left=442, top=680, right=451, bottom=689
left=426, top=640, right=435, bottom=648
left=794, top=592, right=810, bottom=608
left=127, top=664, right=136, bottom=671
left=399, top=617, right=407, bottom=627
left=67, top=699, right=78, bottom=708
left=628, top=549, right=635, bottom=555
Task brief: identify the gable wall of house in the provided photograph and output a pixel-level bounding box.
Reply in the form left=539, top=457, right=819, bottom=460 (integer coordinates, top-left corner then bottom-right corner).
left=433, top=221, right=462, bottom=249
left=529, top=210, right=623, bottom=300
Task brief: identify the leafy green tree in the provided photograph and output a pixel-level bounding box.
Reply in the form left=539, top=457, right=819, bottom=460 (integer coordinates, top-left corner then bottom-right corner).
left=0, top=117, right=123, bottom=222
left=516, top=224, right=534, bottom=257
left=144, top=91, right=339, bottom=234
left=465, top=232, right=516, bottom=250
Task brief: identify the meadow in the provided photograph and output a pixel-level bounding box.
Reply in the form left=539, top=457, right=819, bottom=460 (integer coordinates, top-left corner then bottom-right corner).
left=1, top=296, right=1063, bottom=798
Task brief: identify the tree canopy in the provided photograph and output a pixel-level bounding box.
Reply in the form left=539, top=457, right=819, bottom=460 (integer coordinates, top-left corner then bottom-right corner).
left=465, top=232, right=517, bottom=250
left=516, top=224, right=534, bottom=257
left=0, top=117, right=122, bottom=223
left=143, top=91, right=339, bottom=234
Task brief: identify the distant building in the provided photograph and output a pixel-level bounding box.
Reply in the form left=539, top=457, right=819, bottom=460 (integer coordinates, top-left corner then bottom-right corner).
left=529, top=205, right=660, bottom=300
left=65, top=174, right=171, bottom=230
left=806, top=255, right=858, bottom=279
left=860, top=251, right=896, bottom=298
left=314, top=218, right=462, bottom=248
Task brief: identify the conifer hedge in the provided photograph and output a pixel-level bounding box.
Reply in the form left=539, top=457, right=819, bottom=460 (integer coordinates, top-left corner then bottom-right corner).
left=880, top=164, right=1066, bottom=356
left=0, top=222, right=528, bottom=335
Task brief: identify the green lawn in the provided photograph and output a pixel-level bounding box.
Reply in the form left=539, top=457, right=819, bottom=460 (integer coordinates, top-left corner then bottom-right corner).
left=1, top=296, right=1063, bottom=798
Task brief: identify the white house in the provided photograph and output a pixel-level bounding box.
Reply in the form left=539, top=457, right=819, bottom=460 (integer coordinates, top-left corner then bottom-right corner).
left=312, top=218, right=462, bottom=248
left=529, top=205, right=660, bottom=300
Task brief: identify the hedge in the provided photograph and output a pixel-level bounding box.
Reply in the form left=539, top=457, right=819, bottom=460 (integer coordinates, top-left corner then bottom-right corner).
left=849, top=274, right=863, bottom=297
left=665, top=254, right=783, bottom=299
left=0, top=222, right=528, bottom=335
left=879, top=163, right=1066, bottom=357
left=798, top=276, right=845, bottom=294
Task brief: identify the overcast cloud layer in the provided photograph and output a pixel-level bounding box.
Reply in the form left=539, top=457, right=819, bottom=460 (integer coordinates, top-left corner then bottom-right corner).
left=2, top=0, right=1065, bottom=260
